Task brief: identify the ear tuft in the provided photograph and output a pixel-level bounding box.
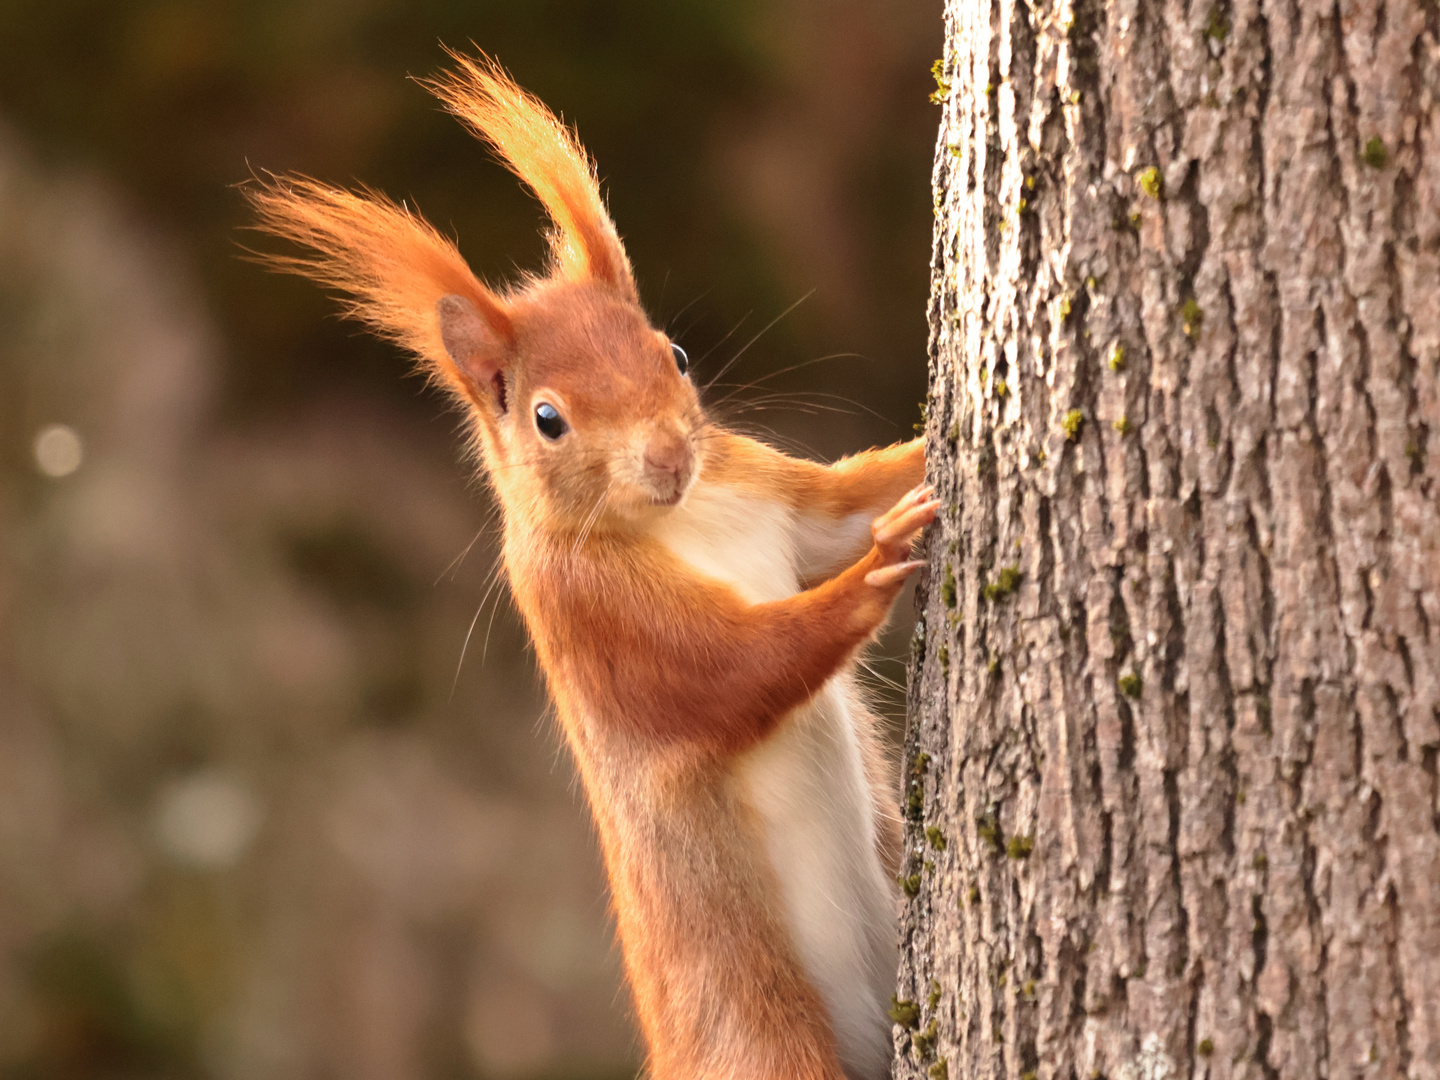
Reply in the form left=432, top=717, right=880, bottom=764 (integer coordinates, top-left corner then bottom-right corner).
left=424, top=51, right=638, bottom=302
left=245, top=175, right=512, bottom=408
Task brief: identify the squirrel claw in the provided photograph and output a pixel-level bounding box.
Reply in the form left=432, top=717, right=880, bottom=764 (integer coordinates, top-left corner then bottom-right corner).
left=872, top=498, right=941, bottom=554
left=865, top=559, right=926, bottom=588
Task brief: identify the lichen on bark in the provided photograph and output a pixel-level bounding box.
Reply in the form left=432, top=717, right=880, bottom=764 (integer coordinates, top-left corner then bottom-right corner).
left=898, top=1, right=1440, bottom=1078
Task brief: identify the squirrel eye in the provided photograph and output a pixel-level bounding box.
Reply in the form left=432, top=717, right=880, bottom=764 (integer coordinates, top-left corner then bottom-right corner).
left=670, top=343, right=689, bottom=376
left=534, top=402, right=568, bottom=441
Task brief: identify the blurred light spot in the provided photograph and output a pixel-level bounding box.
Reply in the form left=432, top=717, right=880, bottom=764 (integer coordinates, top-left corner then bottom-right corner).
left=33, top=424, right=84, bottom=477
left=153, top=770, right=262, bottom=869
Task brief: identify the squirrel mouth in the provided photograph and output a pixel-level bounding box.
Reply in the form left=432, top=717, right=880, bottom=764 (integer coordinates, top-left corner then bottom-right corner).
left=651, top=491, right=684, bottom=507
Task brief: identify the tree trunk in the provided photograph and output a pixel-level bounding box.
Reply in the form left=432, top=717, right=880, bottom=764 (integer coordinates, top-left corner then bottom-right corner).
left=895, top=2, right=1440, bottom=1078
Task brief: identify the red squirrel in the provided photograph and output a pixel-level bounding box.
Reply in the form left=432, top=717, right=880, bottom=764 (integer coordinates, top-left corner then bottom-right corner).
left=249, top=52, right=934, bottom=1080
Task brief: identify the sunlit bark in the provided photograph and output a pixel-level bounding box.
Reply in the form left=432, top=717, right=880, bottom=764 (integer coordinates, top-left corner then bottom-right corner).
left=896, top=2, right=1440, bottom=1077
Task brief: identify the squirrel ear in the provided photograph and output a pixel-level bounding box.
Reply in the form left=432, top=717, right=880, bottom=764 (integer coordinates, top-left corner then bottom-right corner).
left=438, top=294, right=510, bottom=411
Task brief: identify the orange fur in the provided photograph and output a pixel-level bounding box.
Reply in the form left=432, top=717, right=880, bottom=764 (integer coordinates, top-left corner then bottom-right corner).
left=424, top=51, right=637, bottom=299
left=246, top=177, right=510, bottom=408
left=247, top=52, right=930, bottom=1080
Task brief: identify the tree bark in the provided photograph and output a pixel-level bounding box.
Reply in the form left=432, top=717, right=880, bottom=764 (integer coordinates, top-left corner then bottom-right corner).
left=895, top=2, right=1440, bottom=1078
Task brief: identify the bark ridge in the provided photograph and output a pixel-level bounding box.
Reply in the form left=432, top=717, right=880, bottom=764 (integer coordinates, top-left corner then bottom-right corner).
left=897, top=2, right=1440, bottom=1078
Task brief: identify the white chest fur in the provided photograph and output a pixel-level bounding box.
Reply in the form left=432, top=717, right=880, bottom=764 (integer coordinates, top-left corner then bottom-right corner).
left=651, top=483, right=896, bottom=1080
left=650, top=481, right=798, bottom=603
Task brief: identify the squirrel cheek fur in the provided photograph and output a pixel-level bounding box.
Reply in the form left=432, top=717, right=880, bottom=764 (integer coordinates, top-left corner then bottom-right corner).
left=249, top=50, right=935, bottom=1080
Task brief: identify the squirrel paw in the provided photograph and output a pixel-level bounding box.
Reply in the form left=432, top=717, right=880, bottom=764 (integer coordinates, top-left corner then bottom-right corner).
left=863, top=484, right=939, bottom=588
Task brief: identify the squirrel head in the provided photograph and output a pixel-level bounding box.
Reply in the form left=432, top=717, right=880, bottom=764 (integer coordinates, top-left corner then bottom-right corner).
left=247, top=50, right=705, bottom=536
left=437, top=277, right=703, bottom=531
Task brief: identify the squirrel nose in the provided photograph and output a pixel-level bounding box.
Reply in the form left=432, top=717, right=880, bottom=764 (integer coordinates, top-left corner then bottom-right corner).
left=643, top=428, right=692, bottom=479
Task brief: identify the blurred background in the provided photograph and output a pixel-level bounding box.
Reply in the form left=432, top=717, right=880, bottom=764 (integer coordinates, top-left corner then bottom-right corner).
left=0, top=2, right=941, bottom=1078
